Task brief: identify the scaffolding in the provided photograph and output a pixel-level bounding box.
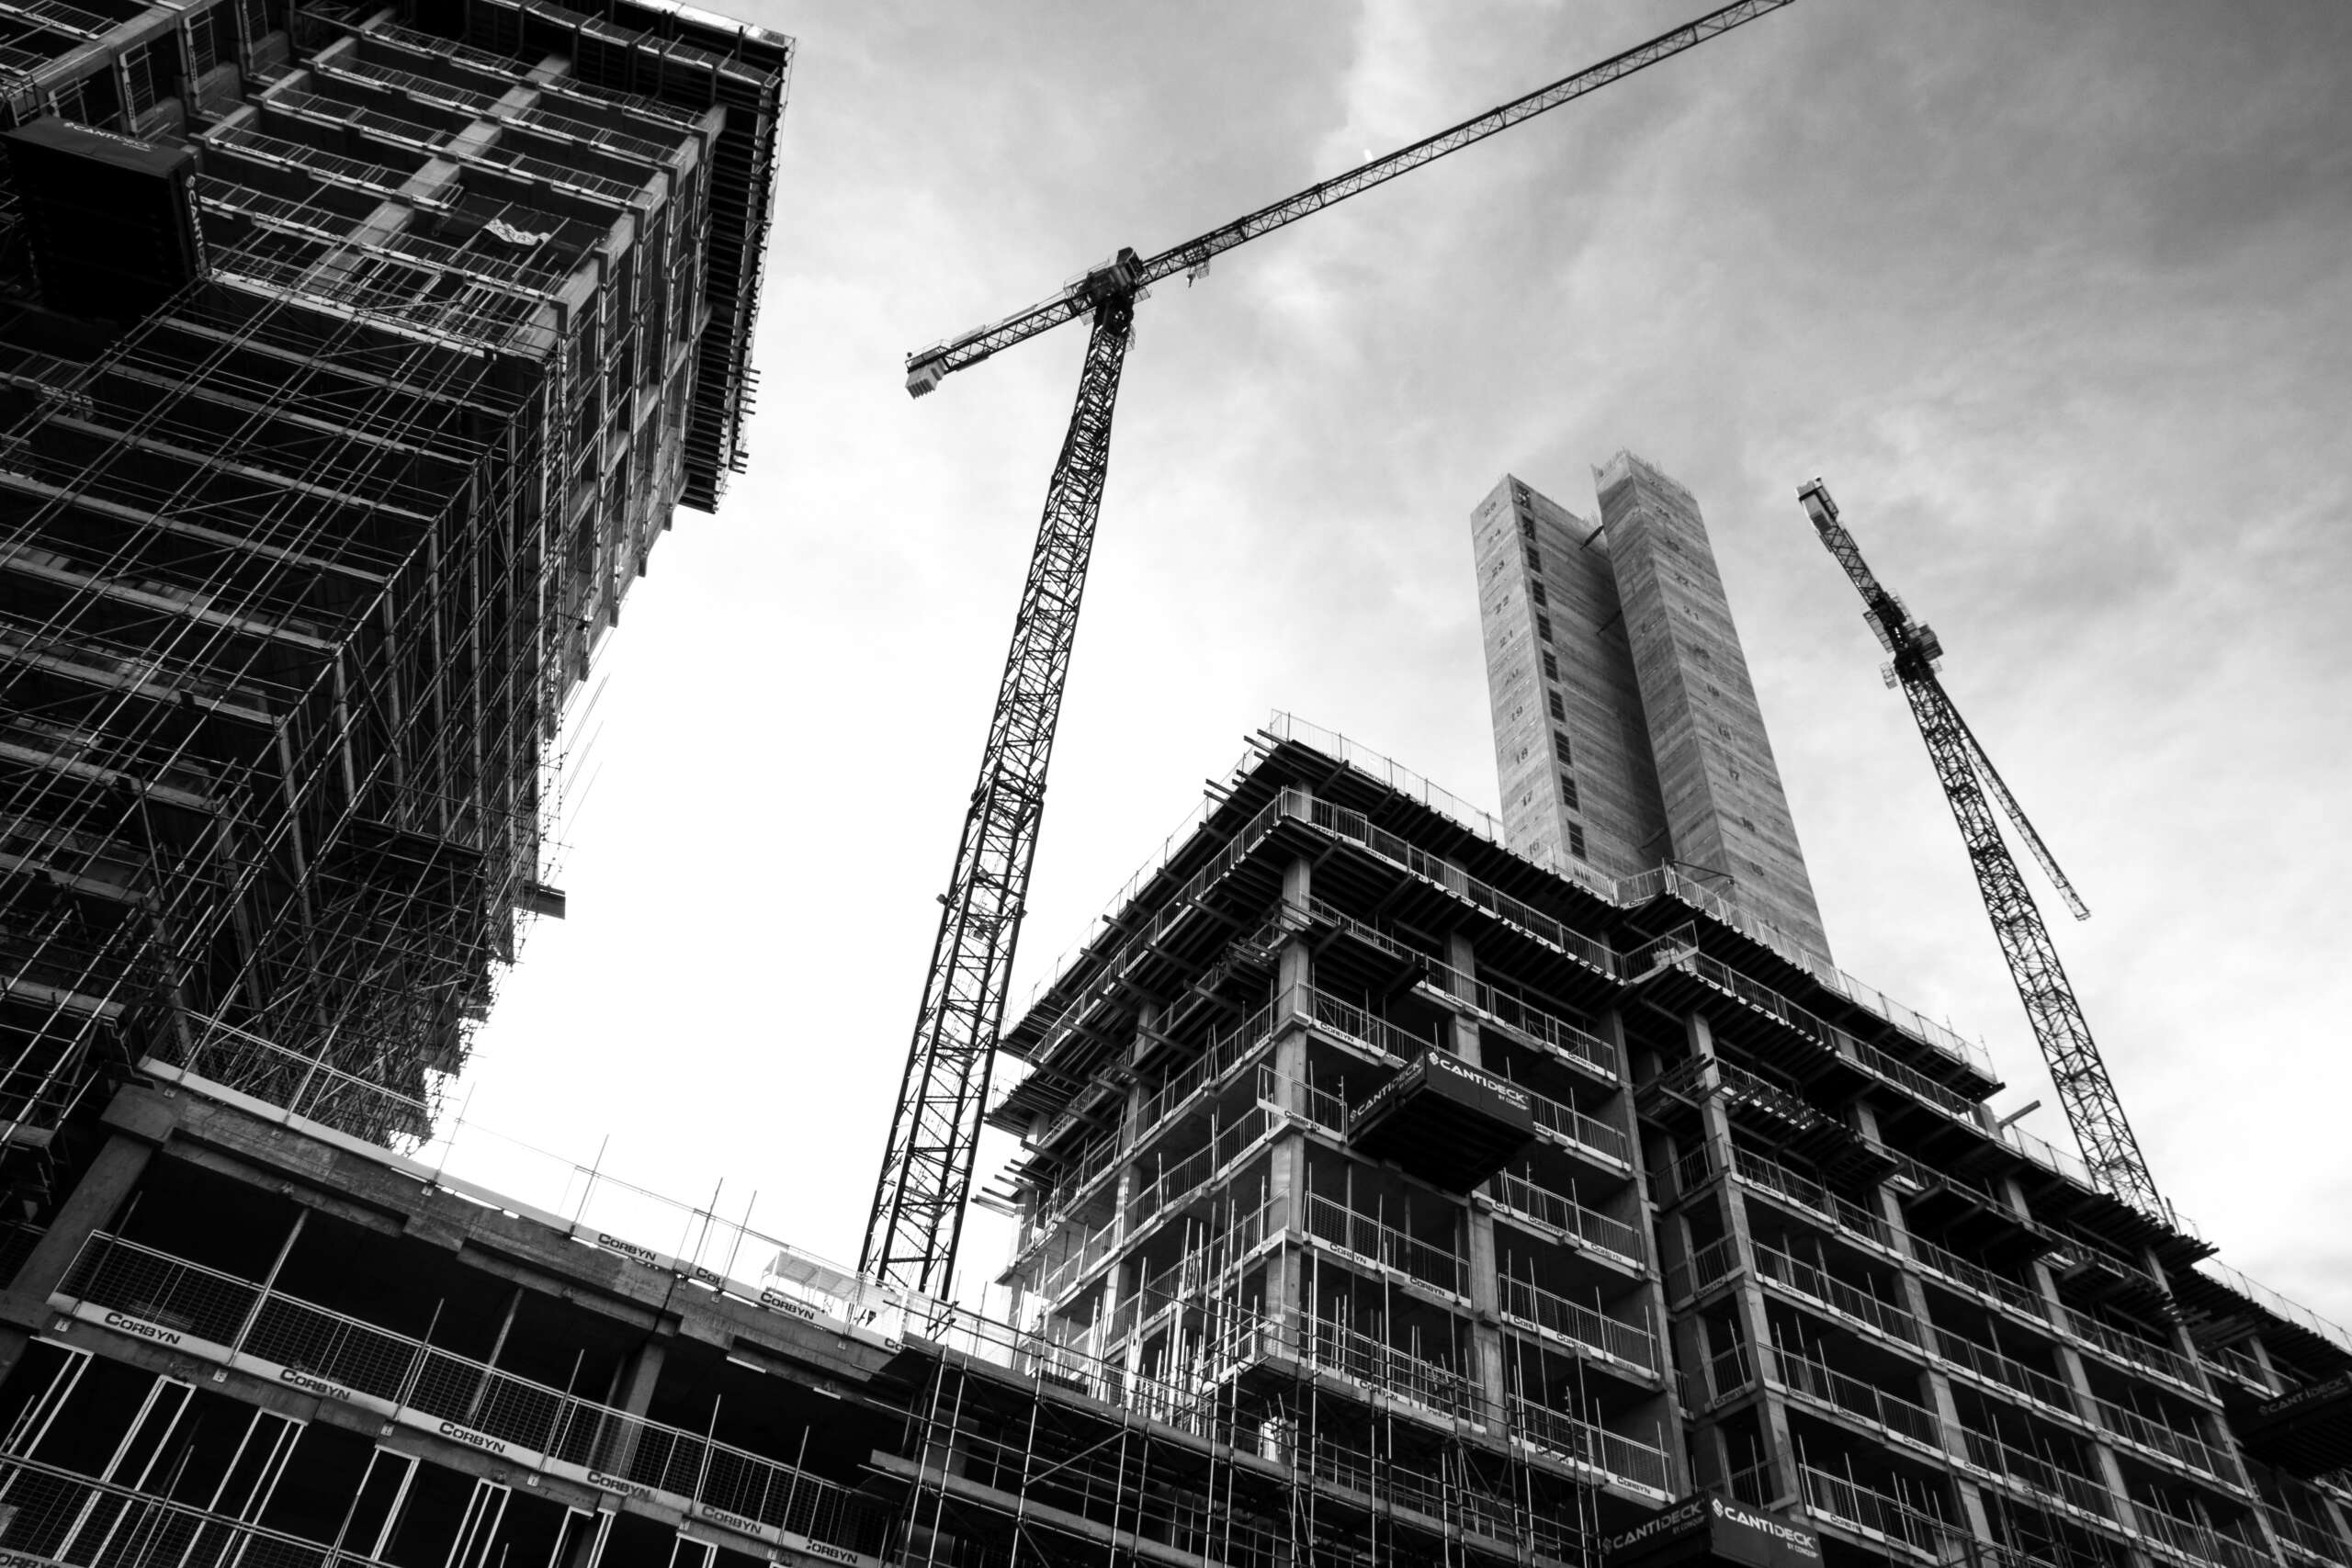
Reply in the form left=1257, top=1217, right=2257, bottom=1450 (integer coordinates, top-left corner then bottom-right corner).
left=0, top=0, right=788, bottom=1209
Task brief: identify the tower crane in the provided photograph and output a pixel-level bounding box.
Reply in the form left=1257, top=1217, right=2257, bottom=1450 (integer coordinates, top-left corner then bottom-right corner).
left=856, top=0, right=1799, bottom=1296
left=1797, top=478, right=2171, bottom=1223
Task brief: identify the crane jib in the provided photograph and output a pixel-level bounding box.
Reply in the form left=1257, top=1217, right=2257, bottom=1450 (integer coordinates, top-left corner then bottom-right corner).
left=902, top=0, right=1796, bottom=397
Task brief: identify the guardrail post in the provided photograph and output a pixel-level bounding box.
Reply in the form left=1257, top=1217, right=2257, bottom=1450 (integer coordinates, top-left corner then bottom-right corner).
left=228, top=1207, right=306, bottom=1358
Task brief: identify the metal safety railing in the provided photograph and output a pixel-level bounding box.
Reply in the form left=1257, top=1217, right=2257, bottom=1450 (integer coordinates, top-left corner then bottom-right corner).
left=2262, top=1504, right=2352, bottom=1566
left=1797, top=1464, right=1964, bottom=1559
left=1022, top=998, right=1286, bottom=1238
left=1520, top=1080, right=1630, bottom=1166
left=1503, top=1395, right=1672, bottom=1494
left=1417, top=949, right=1618, bottom=1080
left=2197, top=1258, right=2352, bottom=1360
left=1929, top=1329, right=2078, bottom=1423
left=1751, top=1241, right=1923, bottom=1348
left=1663, top=1235, right=1740, bottom=1303
left=1302, top=795, right=1618, bottom=977
left=1769, top=1342, right=1944, bottom=1450
left=1497, top=1274, right=1657, bottom=1371
left=1490, top=1173, right=1645, bottom=1265
left=2129, top=1505, right=2270, bottom=1568
left=1680, top=1337, right=1755, bottom=1410
left=1955, top=1427, right=2114, bottom=1521
left=2055, top=1305, right=2203, bottom=1393
left=1023, top=1211, right=1123, bottom=1304
left=1300, top=1191, right=1466, bottom=1297
left=1015, top=715, right=2026, bottom=1149
left=264, top=85, right=650, bottom=205
left=54, top=1234, right=892, bottom=1553
left=1903, top=1228, right=2054, bottom=1326
left=1256, top=1065, right=1348, bottom=1137
left=1015, top=769, right=1281, bottom=1029
left=1139, top=1009, right=1274, bottom=1132
left=1656, top=942, right=1984, bottom=1125
left=1126, top=1106, right=1276, bottom=1232
left=1272, top=712, right=1996, bottom=1083
left=2086, top=1391, right=2230, bottom=1481
left=1726, top=1144, right=1899, bottom=1248
left=358, top=18, right=704, bottom=129
left=2199, top=1340, right=2274, bottom=1396
left=0, top=1452, right=406, bottom=1568
left=1295, top=983, right=1436, bottom=1064
left=1301, top=1314, right=1483, bottom=1422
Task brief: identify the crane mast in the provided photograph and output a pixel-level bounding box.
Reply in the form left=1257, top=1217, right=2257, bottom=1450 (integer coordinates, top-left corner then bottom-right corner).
left=1797, top=479, right=2166, bottom=1221
left=857, top=0, right=1800, bottom=1297
left=862, top=291, right=1135, bottom=1294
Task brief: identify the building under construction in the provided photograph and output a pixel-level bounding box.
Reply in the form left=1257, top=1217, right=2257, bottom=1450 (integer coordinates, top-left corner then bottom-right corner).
left=0, top=0, right=2347, bottom=1559
left=0, top=718, right=2346, bottom=1568
left=0, top=0, right=787, bottom=1225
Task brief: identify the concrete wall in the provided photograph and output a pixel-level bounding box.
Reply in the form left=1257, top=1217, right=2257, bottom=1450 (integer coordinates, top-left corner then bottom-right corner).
left=1472, top=474, right=1668, bottom=881
left=1595, top=451, right=1830, bottom=963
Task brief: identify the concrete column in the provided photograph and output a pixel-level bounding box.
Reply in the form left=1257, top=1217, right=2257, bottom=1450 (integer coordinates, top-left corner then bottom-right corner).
left=2027, top=1258, right=2146, bottom=1543
left=1860, top=1118, right=1996, bottom=1548
left=2305, top=1484, right=2352, bottom=1560
left=1262, top=852, right=1318, bottom=1349
left=594, top=1329, right=671, bottom=1478
left=1686, top=1010, right=1801, bottom=1510
left=12, top=1137, right=154, bottom=1304
left=1444, top=930, right=1508, bottom=1428
left=1111, top=1056, right=1149, bottom=1247
left=614, top=1337, right=665, bottom=1416
left=2242, top=1331, right=2283, bottom=1396
left=1669, top=1305, right=1714, bottom=1405
left=2140, top=1243, right=2226, bottom=1410
left=1690, top=1412, right=1737, bottom=1495
left=1111, top=1063, right=1150, bottom=1382
left=1464, top=1191, right=1507, bottom=1429
left=2132, top=1246, right=2266, bottom=1565
left=6, top=1087, right=177, bottom=1316
left=1445, top=931, right=1479, bottom=1065
left=0, top=1095, right=170, bottom=1386
left=1600, top=1005, right=1688, bottom=1492
left=1280, top=853, right=1313, bottom=922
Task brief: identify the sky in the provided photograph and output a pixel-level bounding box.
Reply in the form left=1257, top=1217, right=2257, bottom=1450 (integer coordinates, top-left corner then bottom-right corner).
left=460, top=0, right=2352, bottom=1324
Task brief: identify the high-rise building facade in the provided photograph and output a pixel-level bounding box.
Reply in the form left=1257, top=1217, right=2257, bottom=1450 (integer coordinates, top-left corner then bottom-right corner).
left=0, top=719, right=2345, bottom=1568
left=0, top=0, right=787, bottom=1217
left=1474, top=454, right=1832, bottom=964
left=980, top=716, right=2352, bottom=1568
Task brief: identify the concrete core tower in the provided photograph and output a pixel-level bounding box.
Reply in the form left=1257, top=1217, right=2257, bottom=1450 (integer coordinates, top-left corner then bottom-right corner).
left=1472, top=452, right=1832, bottom=964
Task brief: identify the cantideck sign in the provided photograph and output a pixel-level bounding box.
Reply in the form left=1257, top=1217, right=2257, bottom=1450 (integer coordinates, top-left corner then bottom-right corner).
left=2256, top=1368, right=2352, bottom=1422
left=1603, top=1495, right=1819, bottom=1568
left=1352, top=1048, right=1530, bottom=1126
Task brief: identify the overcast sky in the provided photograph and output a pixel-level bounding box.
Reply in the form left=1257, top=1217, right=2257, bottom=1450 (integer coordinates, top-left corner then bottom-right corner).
left=459, top=0, right=2352, bottom=1324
